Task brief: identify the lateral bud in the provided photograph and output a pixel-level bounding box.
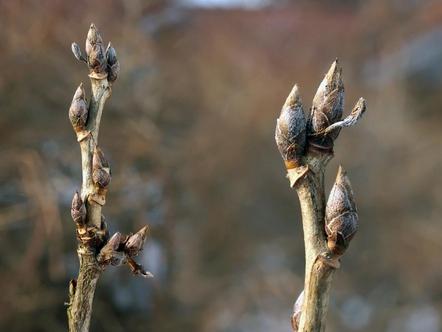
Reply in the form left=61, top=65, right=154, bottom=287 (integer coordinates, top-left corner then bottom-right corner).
left=97, top=232, right=126, bottom=266
left=85, top=23, right=107, bottom=78
left=106, top=42, right=120, bottom=83
left=291, top=290, right=304, bottom=332
left=309, top=59, right=344, bottom=151
left=92, top=146, right=111, bottom=189
left=325, top=166, right=358, bottom=255
left=124, top=225, right=149, bottom=257
left=71, top=42, right=87, bottom=63
left=71, top=191, right=86, bottom=226
left=69, top=83, right=88, bottom=132
left=275, top=84, right=307, bottom=169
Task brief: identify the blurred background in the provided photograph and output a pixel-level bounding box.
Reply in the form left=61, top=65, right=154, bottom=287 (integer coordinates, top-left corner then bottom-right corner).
left=0, top=0, right=441, bottom=331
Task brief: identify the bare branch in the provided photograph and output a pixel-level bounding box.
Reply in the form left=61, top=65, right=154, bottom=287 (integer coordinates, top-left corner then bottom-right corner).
left=66, top=24, right=151, bottom=332
left=275, top=60, right=366, bottom=332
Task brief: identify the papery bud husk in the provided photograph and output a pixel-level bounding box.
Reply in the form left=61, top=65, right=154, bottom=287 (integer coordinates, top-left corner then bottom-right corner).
left=124, top=225, right=149, bottom=257
left=325, top=166, right=358, bottom=255
left=308, top=60, right=344, bottom=151
left=69, top=83, right=88, bottom=131
left=291, top=290, right=304, bottom=331
left=126, top=256, right=154, bottom=278
left=275, top=84, right=307, bottom=168
left=71, top=191, right=86, bottom=225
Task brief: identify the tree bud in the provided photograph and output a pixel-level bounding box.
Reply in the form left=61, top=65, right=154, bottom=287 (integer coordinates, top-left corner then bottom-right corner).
left=69, top=83, right=88, bottom=131
left=325, top=166, right=358, bottom=255
left=92, top=146, right=111, bottom=189
left=124, top=225, right=149, bottom=257
left=275, top=84, right=307, bottom=168
left=309, top=60, right=344, bottom=150
left=97, top=232, right=125, bottom=266
left=106, top=43, right=120, bottom=83
left=71, top=191, right=86, bottom=225
left=85, top=24, right=106, bottom=76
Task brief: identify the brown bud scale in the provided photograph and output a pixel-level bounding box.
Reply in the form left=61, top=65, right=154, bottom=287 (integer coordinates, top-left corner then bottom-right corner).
left=275, top=84, right=307, bottom=167
left=325, top=166, right=358, bottom=255
left=71, top=191, right=86, bottom=225
left=309, top=60, right=344, bottom=150
left=69, top=83, right=88, bottom=131
left=85, top=24, right=107, bottom=76
left=124, top=225, right=149, bottom=257
left=92, top=147, right=111, bottom=189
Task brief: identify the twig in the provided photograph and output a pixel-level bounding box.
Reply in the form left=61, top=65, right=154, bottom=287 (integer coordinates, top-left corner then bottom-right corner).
left=67, top=24, right=152, bottom=332
left=275, top=60, right=366, bottom=332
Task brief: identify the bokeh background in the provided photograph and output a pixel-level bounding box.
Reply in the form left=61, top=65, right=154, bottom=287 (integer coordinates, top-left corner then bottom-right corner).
left=1, top=0, right=441, bottom=331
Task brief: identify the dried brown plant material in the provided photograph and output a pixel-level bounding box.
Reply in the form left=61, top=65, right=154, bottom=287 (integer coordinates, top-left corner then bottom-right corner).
left=324, top=97, right=366, bottom=134
left=69, top=83, right=88, bottom=132
left=71, top=191, right=86, bottom=226
left=275, top=84, right=307, bottom=169
left=325, top=166, right=358, bottom=256
left=126, top=257, right=154, bottom=278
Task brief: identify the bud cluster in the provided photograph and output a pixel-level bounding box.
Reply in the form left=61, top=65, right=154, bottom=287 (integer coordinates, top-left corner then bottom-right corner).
left=71, top=23, right=120, bottom=82
left=97, top=225, right=153, bottom=277
left=275, top=59, right=366, bottom=167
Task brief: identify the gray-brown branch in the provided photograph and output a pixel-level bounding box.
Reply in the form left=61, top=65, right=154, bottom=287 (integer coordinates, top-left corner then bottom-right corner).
left=67, top=24, right=151, bottom=332
left=289, top=154, right=338, bottom=332
left=276, top=60, right=365, bottom=332
left=68, top=77, right=110, bottom=332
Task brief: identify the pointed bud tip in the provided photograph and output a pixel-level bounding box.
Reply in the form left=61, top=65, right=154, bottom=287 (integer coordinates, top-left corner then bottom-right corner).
left=326, top=59, right=342, bottom=83
left=138, top=225, right=150, bottom=239
left=73, top=83, right=85, bottom=100
left=357, top=97, right=366, bottom=109
left=336, top=165, right=349, bottom=184
left=284, top=84, right=302, bottom=108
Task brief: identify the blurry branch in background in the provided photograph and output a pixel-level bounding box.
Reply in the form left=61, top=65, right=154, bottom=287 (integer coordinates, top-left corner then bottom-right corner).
left=275, top=60, right=366, bottom=332
left=67, top=24, right=152, bottom=332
